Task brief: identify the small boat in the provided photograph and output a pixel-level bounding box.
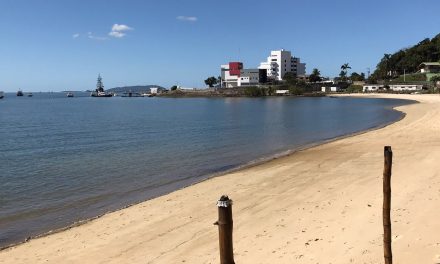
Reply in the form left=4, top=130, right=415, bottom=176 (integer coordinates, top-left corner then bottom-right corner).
left=0, top=91, right=4, bottom=99
left=17, top=90, right=24, bottom=96
left=66, top=92, right=74, bottom=97
left=27, top=93, right=33, bottom=97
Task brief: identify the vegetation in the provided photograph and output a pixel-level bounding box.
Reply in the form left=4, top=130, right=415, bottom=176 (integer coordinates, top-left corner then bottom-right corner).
left=170, top=85, right=178, bottom=91
left=282, top=72, right=297, bottom=85
left=289, top=86, right=305, bottom=95
left=393, top=73, right=427, bottom=83
left=244, top=86, right=265, bottom=96
left=309, top=68, right=322, bottom=82
left=431, top=76, right=440, bottom=89
left=346, top=85, right=363, bottom=93
left=350, top=72, right=365, bottom=81
left=204, top=76, right=218, bottom=87
left=339, top=63, right=351, bottom=81
left=372, top=33, right=440, bottom=80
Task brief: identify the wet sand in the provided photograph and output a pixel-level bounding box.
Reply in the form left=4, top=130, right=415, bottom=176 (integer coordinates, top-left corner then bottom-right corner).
left=1, top=94, right=440, bottom=264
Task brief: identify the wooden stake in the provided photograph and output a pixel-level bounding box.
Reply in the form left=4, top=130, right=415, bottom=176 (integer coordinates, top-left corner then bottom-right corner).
left=214, top=195, right=235, bottom=264
left=383, top=146, right=393, bottom=264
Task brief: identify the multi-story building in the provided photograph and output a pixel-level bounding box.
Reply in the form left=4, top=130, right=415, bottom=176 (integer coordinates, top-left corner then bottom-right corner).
left=220, top=62, right=267, bottom=88
left=258, top=49, right=306, bottom=81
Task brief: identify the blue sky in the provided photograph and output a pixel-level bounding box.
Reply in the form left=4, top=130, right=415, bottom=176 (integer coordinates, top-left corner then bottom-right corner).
left=1, top=0, right=439, bottom=92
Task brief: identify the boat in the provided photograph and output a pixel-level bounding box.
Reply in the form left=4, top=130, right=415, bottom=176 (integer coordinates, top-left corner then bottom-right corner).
left=27, top=93, right=33, bottom=97
left=17, top=90, right=23, bottom=96
left=0, top=91, right=4, bottom=99
left=67, top=92, right=74, bottom=97
left=90, top=74, right=113, bottom=97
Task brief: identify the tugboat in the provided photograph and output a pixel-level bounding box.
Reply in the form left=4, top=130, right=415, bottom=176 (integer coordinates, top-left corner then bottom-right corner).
left=17, top=90, right=24, bottom=96
left=0, top=91, right=4, bottom=99
left=90, top=74, right=112, bottom=97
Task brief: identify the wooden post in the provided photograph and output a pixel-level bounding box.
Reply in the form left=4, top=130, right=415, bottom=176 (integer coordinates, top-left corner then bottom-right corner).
left=383, top=146, right=393, bottom=264
left=214, top=195, right=235, bottom=264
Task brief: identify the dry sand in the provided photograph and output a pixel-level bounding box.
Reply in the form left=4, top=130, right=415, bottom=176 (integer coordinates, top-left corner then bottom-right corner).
left=1, top=94, right=440, bottom=264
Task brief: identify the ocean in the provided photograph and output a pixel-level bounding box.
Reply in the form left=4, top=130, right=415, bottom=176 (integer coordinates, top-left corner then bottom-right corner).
left=0, top=92, right=412, bottom=247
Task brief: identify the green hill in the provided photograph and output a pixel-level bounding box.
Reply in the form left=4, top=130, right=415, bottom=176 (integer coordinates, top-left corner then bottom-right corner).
left=373, top=33, right=440, bottom=80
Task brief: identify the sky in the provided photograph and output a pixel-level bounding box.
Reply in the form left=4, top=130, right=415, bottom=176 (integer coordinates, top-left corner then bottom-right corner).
left=1, top=0, right=440, bottom=92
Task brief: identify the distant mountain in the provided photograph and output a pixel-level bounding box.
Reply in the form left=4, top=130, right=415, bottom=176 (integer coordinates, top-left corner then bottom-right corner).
left=106, top=85, right=167, bottom=93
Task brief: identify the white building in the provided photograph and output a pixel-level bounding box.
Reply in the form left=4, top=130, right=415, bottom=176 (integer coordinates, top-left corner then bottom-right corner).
left=389, top=84, right=423, bottom=91
left=363, top=85, right=385, bottom=92
left=259, top=49, right=306, bottom=81
left=321, top=86, right=340, bottom=92
left=150, top=87, right=158, bottom=94
left=220, top=63, right=261, bottom=88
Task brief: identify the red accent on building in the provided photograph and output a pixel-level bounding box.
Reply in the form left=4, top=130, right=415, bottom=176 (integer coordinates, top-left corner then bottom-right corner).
left=229, top=62, right=243, bottom=76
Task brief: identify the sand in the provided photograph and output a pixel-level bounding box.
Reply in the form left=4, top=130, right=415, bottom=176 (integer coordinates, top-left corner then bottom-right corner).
left=1, top=93, right=440, bottom=264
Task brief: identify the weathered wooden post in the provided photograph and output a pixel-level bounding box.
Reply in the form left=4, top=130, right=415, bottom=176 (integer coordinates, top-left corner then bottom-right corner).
left=383, top=146, right=393, bottom=264
left=214, top=195, right=235, bottom=264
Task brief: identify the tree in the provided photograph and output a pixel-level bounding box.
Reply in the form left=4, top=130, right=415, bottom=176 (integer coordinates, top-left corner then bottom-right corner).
left=283, top=72, right=297, bottom=85
left=170, top=85, right=178, bottom=91
left=204, top=76, right=218, bottom=87
left=350, top=72, right=365, bottom=81
left=309, top=68, right=322, bottom=82
left=339, top=70, right=347, bottom=79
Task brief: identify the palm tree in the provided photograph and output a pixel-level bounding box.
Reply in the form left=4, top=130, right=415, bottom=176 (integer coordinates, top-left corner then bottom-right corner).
left=340, top=63, right=351, bottom=73
left=340, top=63, right=352, bottom=81
left=309, top=68, right=321, bottom=82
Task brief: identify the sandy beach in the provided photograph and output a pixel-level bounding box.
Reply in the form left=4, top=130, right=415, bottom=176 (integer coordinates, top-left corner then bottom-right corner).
left=1, top=93, right=440, bottom=264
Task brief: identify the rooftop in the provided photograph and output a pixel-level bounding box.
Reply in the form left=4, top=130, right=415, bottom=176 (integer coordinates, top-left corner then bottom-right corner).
left=420, top=62, right=440, bottom=66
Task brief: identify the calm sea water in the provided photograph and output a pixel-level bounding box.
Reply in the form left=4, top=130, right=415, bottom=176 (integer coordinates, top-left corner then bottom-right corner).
left=0, top=92, right=411, bottom=247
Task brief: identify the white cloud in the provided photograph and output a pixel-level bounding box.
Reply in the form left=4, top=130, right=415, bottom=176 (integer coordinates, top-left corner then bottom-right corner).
left=177, top=16, right=198, bottom=22
left=111, top=24, right=133, bottom=32
left=109, top=24, right=133, bottom=38
left=109, top=31, right=126, bottom=38
left=72, top=33, right=80, bottom=39
left=87, top=32, right=108, bottom=41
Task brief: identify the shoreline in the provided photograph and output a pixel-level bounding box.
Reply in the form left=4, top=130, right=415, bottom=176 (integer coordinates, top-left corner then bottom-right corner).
left=2, top=94, right=439, bottom=263
left=0, top=97, right=413, bottom=251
